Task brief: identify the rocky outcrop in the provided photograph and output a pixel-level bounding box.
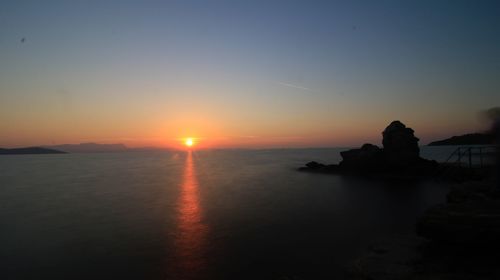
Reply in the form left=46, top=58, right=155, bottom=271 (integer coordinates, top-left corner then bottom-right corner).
left=298, top=161, right=341, bottom=173
left=382, top=121, right=420, bottom=165
left=339, top=143, right=383, bottom=171
left=299, top=120, right=438, bottom=177
left=417, top=180, right=500, bottom=245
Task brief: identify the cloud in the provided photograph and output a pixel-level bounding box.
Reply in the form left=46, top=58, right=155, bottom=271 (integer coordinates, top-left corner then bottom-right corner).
left=276, top=81, right=312, bottom=92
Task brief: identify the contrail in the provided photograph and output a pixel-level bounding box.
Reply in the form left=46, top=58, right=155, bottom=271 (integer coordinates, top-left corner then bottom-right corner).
left=276, top=81, right=312, bottom=91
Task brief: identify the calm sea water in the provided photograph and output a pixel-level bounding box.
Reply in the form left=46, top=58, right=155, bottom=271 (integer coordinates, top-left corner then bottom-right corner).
left=0, top=147, right=456, bottom=279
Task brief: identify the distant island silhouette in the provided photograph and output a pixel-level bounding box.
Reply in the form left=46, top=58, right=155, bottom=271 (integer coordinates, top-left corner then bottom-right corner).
left=0, top=147, right=66, bottom=155
left=45, top=142, right=129, bottom=153
left=428, top=133, right=493, bottom=146
left=1, top=143, right=172, bottom=155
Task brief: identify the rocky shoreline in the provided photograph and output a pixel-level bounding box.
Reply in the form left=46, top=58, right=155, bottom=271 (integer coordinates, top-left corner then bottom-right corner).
left=298, top=120, right=500, bottom=279
left=349, top=176, right=500, bottom=280
left=299, top=121, right=438, bottom=179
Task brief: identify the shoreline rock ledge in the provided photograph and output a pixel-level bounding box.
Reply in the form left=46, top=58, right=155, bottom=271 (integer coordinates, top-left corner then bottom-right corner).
left=299, top=120, right=438, bottom=177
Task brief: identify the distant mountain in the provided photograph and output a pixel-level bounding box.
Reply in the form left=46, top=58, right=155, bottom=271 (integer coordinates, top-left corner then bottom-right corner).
left=0, top=147, right=66, bottom=155
left=46, top=143, right=128, bottom=153
left=428, top=133, right=494, bottom=146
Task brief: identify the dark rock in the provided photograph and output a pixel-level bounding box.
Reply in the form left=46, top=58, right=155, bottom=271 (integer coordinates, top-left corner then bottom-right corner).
left=417, top=199, right=500, bottom=245
left=299, top=120, right=439, bottom=178
left=417, top=180, right=500, bottom=245
left=305, top=161, right=325, bottom=169
left=382, top=120, right=420, bottom=165
left=351, top=235, right=425, bottom=280
left=446, top=182, right=498, bottom=203
left=339, top=143, right=383, bottom=171
left=298, top=161, right=341, bottom=173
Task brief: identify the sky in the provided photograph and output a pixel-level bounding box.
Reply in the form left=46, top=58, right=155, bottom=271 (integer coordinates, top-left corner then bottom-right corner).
left=1, top=0, right=499, bottom=149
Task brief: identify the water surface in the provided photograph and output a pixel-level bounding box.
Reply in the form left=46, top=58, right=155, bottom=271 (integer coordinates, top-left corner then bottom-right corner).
left=0, top=148, right=452, bottom=279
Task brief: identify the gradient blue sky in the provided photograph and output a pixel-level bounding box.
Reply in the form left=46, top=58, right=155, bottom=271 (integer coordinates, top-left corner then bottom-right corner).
left=1, top=0, right=499, bottom=148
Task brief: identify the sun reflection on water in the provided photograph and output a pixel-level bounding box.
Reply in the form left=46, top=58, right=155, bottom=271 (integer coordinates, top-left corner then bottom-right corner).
left=171, top=151, right=208, bottom=279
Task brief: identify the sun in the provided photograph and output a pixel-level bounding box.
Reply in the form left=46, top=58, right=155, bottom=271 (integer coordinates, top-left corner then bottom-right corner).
left=184, top=138, right=194, bottom=147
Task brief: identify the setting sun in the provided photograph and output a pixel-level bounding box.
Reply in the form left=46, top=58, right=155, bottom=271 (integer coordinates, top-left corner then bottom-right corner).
left=184, top=138, right=194, bottom=147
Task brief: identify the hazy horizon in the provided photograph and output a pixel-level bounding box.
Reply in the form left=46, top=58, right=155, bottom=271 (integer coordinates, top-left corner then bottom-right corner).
left=1, top=0, right=499, bottom=149
left=0, top=131, right=493, bottom=151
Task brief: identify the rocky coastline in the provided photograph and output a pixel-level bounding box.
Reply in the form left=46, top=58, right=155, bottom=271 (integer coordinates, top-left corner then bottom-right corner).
left=350, top=176, right=500, bottom=280
left=299, top=121, right=438, bottom=179
left=298, top=120, right=500, bottom=279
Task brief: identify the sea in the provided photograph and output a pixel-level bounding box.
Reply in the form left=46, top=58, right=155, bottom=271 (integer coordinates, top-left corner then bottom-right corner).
left=0, top=146, right=468, bottom=279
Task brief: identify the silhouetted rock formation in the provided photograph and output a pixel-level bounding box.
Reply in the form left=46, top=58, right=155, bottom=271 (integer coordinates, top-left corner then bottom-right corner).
left=0, top=147, right=66, bottom=155
left=299, top=161, right=341, bottom=173
left=299, top=120, right=438, bottom=177
left=382, top=121, right=420, bottom=165
left=428, top=133, right=494, bottom=146
left=339, top=143, right=382, bottom=171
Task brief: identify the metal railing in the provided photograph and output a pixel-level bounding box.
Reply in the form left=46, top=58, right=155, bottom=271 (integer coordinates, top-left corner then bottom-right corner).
left=443, top=146, right=496, bottom=168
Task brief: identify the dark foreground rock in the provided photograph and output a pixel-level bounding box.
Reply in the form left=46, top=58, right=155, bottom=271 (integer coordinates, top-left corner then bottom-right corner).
left=352, top=180, right=500, bottom=280
left=299, top=121, right=438, bottom=178
left=417, top=180, right=500, bottom=245
left=417, top=200, right=500, bottom=245
left=351, top=233, right=500, bottom=280
left=350, top=235, right=425, bottom=280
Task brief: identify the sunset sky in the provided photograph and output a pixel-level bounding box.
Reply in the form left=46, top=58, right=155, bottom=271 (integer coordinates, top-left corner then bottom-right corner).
left=1, top=0, right=499, bottom=148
